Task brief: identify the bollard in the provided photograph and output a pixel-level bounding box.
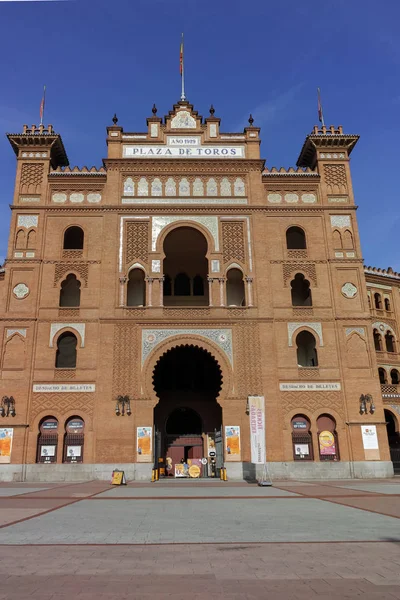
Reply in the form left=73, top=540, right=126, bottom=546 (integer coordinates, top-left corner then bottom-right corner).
left=151, top=469, right=155, bottom=482
left=223, top=467, right=228, bottom=481
left=155, top=468, right=159, bottom=481
left=220, top=467, right=224, bottom=480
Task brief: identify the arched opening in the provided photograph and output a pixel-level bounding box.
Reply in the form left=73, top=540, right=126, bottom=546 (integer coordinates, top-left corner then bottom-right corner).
left=127, top=268, right=146, bottom=306
left=226, top=268, right=245, bottom=306
left=385, top=331, right=396, bottom=353
left=374, top=293, right=382, bottom=310
left=286, top=226, right=306, bottom=250
left=63, top=416, right=84, bottom=463
left=317, top=414, right=339, bottom=461
left=37, top=417, right=58, bottom=463
left=153, top=344, right=223, bottom=476
left=59, top=274, right=81, bottom=307
left=55, top=332, right=77, bottom=369
left=291, top=415, right=313, bottom=460
left=385, top=298, right=391, bottom=311
left=63, top=226, right=84, bottom=250
left=378, top=368, right=387, bottom=384
left=385, top=409, right=400, bottom=474
left=373, top=329, right=383, bottom=351
left=391, top=369, right=400, bottom=385
left=163, top=227, right=209, bottom=306
left=296, top=331, right=318, bottom=367
left=290, top=273, right=312, bottom=306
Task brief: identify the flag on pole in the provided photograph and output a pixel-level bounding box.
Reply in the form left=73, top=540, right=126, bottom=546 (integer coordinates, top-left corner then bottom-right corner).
left=40, top=85, right=46, bottom=125
left=317, top=87, right=325, bottom=127
left=180, top=34, right=184, bottom=76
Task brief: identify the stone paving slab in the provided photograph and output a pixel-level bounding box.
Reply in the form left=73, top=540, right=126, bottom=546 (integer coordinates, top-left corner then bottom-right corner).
left=0, top=487, right=51, bottom=497
left=1, top=497, right=400, bottom=544
left=332, top=483, right=400, bottom=495
left=97, top=484, right=299, bottom=498
left=0, top=543, right=399, bottom=599
left=326, top=495, right=400, bottom=518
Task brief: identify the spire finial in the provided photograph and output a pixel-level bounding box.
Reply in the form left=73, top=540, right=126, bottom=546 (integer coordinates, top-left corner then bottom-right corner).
left=112, top=113, right=118, bottom=125
left=152, top=104, right=157, bottom=115
left=209, top=104, right=215, bottom=116
left=248, top=114, right=254, bottom=126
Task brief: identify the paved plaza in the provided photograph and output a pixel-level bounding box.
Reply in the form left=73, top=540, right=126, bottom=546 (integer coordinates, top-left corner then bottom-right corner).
left=0, top=478, right=399, bottom=598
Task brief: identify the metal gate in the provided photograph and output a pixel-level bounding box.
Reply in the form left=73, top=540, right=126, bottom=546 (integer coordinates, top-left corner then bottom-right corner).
left=390, top=448, right=400, bottom=474
left=214, top=427, right=223, bottom=477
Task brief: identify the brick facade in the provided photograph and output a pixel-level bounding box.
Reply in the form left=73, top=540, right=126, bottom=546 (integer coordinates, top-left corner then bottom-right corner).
left=0, top=104, right=396, bottom=481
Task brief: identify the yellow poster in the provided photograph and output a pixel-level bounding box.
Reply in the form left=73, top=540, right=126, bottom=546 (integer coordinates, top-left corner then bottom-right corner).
left=137, top=427, right=152, bottom=458
left=0, top=428, right=13, bottom=464
left=225, top=425, right=240, bottom=457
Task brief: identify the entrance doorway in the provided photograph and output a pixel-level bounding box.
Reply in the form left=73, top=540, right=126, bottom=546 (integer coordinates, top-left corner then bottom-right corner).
left=153, top=344, right=223, bottom=476
left=385, top=409, right=400, bottom=474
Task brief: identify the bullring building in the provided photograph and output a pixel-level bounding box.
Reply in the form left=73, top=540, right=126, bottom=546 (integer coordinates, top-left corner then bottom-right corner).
left=0, top=99, right=399, bottom=481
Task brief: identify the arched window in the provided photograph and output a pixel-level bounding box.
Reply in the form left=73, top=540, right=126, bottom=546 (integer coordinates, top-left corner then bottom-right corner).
left=385, top=331, right=396, bottom=353
left=163, top=274, right=172, bottom=296
left=296, top=331, right=318, bottom=367
left=63, top=416, right=84, bottom=463
left=55, top=332, right=77, bottom=369
left=127, top=268, right=146, bottom=306
left=59, top=274, right=81, bottom=307
left=374, top=293, right=382, bottom=310
left=290, top=273, right=312, bottom=306
left=379, top=368, right=387, bottom=384
left=286, top=226, right=306, bottom=250
left=385, top=298, right=391, bottom=311
left=37, top=417, right=59, bottom=463
left=332, top=230, right=342, bottom=249
left=342, top=229, right=354, bottom=249
left=373, top=329, right=383, bottom=351
left=291, top=415, right=313, bottom=461
left=367, top=295, right=371, bottom=309
left=63, top=226, right=84, bottom=250
left=226, top=268, right=245, bottom=306
left=391, top=369, right=400, bottom=385
left=174, top=272, right=191, bottom=296
left=317, top=414, right=339, bottom=461
left=27, top=229, right=36, bottom=249
left=193, top=275, right=204, bottom=296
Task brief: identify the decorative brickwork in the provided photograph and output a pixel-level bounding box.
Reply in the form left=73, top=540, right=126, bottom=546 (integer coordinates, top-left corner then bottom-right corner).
left=62, top=250, right=83, bottom=260
left=235, top=322, right=263, bottom=396
left=58, top=308, right=80, bottom=318
left=287, top=250, right=308, bottom=259
left=112, top=324, right=138, bottom=397
left=30, top=393, right=94, bottom=419
left=324, top=164, right=347, bottom=194
left=54, top=369, right=76, bottom=380
left=54, top=262, right=89, bottom=287
left=126, top=221, right=149, bottom=265
left=280, top=391, right=344, bottom=418
left=298, top=367, right=320, bottom=379
left=20, top=163, right=44, bottom=194
left=222, top=221, right=245, bottom=264
left=283, top=262, right=317, bottom=286
left=163, top=308, right=211, bottom=318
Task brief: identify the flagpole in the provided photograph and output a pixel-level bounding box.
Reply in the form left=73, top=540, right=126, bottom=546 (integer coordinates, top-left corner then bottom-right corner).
left=180, top=33, right=185, bottom=101
left=317, top=87, right=325, bottom=128
left=40, top=85, right=46, bottom=126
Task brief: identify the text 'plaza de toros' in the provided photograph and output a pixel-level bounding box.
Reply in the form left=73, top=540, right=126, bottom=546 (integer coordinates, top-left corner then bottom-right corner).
left=0, top=100, right=399, bottom=481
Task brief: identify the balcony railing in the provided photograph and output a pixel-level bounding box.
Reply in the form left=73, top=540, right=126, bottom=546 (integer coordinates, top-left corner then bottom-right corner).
left=381, top=384, right=400, bottom=398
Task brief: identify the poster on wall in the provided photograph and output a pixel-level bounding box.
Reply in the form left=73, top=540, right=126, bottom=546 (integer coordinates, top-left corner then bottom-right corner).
left=319, top=431, right=336, bottom=456
left=40, top=445, right=56, bottom=458
left=66, top=446, right=81, bottom=458
left=207, top=434, right=216, bottom=457
left=137, top=427, right=152, bottom=457
left=248, top=395, right=266, bottom=464
left=295, top=444, right=309, bottom=456
left=0, top=428, right=13, bottom=464
left=225, top=426, right=240, bottom=456
left=361, top=425, right=379, bottom=450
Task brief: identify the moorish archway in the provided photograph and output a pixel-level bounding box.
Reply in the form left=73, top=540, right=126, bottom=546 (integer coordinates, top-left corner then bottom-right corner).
left=153, top=344, right=223, bottom=472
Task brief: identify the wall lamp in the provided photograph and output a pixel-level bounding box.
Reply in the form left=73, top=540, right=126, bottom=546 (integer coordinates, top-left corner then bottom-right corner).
left=359, top=393, right=375, bottom=415
left=115, top=395, right=131, bottom=416
left=245, top=398, right=250, bottom=415
left=0, top=396, right=16, bottom=417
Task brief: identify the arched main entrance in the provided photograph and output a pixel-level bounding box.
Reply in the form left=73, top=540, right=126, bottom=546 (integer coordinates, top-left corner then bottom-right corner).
left=385, top=409, right=400, bottom=474
left=153, top=344, right=223, bottom=475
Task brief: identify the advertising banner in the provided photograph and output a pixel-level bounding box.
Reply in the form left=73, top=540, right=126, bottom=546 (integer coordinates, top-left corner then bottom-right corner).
left=248, top=395, right=266, bottom=464
left=225, top=426, right=240, bottom=456
left=361, top=425, right=379, bottom=450
left=319, top=431, right=336, bottom=456
left=137, top=427, right=152, bottom=457
left=0, top=428, right=13, bottom=463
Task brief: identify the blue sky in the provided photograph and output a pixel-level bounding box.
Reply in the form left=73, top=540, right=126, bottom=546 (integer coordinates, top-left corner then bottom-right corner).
left=0, top=0, right=399, bottom=269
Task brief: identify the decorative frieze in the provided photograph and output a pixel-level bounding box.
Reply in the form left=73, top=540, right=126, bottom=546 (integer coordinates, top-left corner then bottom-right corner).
left=17, top=215, right=38, bottom=228
left=288, top=322, right=323, bottom=347
left=267, top=192, right=317, bottom=204
left=51, top=192, right=102, bottom=204
left=49, top=323, right=85, bottom=348
left=152, top=216, right=219, bottom=251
